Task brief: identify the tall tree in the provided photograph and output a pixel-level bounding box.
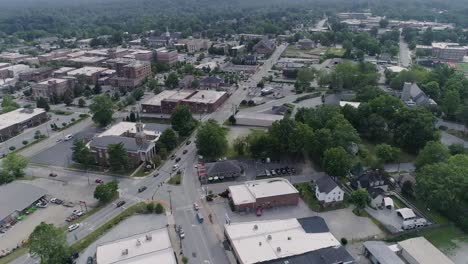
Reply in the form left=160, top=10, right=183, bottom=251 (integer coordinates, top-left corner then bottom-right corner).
left=94, top=180, right=119, bottom=203
left=29, top=222, right=70, bottom=264
left=171, top=105, right=195, bottom=137
left=375, top=144, right=400, bottom=163
left=89, top=95, right=114, bottom=127
left=1, top=95, right=19, bottom=113
left=36, top=97, right=50, bottom=112
left=415, top=141, right=450, bottom=170
left=322, top=147, right=353, bottom=178
left=351, top=189, right=370, bottom=214
left=93, top=81, right=102, bottom=94
left=71, top=140, right=93, bottom=166
left=107, top=143, right=129, bottom=171
left=62, top=90, right=73, bottom=106
left=196, top=120, right=228, bottom=160
left=159, top=128, right=178, bottom=150
left=1, top=153, right=28, bottom=182
left=165, top=72, right=179, bottom=89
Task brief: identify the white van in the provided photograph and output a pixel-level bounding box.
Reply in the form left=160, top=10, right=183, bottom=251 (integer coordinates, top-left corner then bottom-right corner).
left=64, top=134, right=73, bottom=141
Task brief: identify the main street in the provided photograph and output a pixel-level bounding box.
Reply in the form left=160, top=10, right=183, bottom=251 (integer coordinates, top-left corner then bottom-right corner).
left=11, top=44, right=287, bottom=264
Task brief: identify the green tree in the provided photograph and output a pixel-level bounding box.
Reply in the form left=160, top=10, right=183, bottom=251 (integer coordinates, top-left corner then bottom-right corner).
left=107, top=143, right=129, bottom=171
left=415, top=141, right=450, bottom=170
left=159, top=128, right=178, bottom=150
left=196, top=120, right=228, bottom=160
left=422, top=81, right=440, bottom=101
left=93, top=82, right=102, bottom=94
left=165, top=72, right=179, bottom=89
left=129, top=111, right=137, bottom=122
left=233, top=137, right=247, bottom=156
left=322, top=147, right=353, bottom=178
left=63, top=90, right=73, bottom=106
left=131, top=87, right=145, bottom=101
left=146, top=202, right=155, bottom=213
left=78, top=98, right=86, bottom=107
left=71, top=140, right=93, bottom=165
left=89, top=95, right=114, bottom=127
left=1, top=153, right=28, bottom=180
left=171, top=105, right=195, bottom=137
left=36, top=97, right=50, bottom=112
left=155, top=203, right=165, bottom=214
left=94, top=180, right=119, bottom=203
left=29, top=222, right=70, bottom=264
left=375, top=144, right=400, bottom=163
left=351, top=189, right=369, bottom=213
left=379, top=19, right=389, bottom=28
left=1, top=95, right=19, bottom=113
left=442, top=89, right=460, bottom=120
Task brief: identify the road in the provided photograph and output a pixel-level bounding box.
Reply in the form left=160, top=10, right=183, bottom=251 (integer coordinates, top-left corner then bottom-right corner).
left=398, top=33, right=411, bottom=67
left=11, top=44, right=287, bottom=264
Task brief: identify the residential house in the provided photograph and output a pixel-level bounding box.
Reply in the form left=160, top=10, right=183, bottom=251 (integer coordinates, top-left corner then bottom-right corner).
left=178, top=75, right=195, bottom=89
left=314, top=175, right=345, bottom=205
left=351, top=170, right=389, bottom=192
left=401, top=82, right=437, bottom=107
left=199, top=160, right=243, bottom=181
left=297, top=38, right=316, bottom=50
left=369, top=187, right=385, bottom=208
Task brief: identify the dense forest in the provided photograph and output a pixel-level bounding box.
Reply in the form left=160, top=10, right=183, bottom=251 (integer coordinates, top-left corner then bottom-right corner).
left=0, top=0, right=467, bottom=41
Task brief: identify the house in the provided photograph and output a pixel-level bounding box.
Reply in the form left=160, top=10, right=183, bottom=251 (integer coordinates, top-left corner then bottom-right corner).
left=199, top=160, right=243, bottom=181
left=297, top=38, right=315, bottom=50
left=253, top=38, right=276, bottom=55
left=369, top=187, right=385, bottom=208
left=401, top=82, right=437, bottom=107
left=363, top=241, right=406, bottom=264
left=199, top=76, right=224, bottom=89
left=178, top=75, right=195, bottom=89
left=314, top=175, right=344, bottom=205
left=396, top=208, right=416, bottom=220
left=351, top=170, right=389, bottom=192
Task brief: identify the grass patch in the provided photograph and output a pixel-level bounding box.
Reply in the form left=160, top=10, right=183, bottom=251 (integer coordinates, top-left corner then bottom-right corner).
left=168, top=171, right=182, bottom=185
left=325, top=48, right=345, bottom=58
left=56, top=115, right=89, bottom=132
left=0, top=247, right=28, bottom=264
left=13, top=136, right=48, bottom=154
left=133, top=166, right=150, bottom=177
left=50, top=109, right=73, bottom=116
left=389, top=195, right=405, bottom=209
left=295, top=183, right=348, bottom=212
left=361, top=140, right=416, bottom=163
left=405, top=195, right=450, bottom=225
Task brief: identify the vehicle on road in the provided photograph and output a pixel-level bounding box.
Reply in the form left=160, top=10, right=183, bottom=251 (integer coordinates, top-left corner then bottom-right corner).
left=116, top=201, right=126, bottom=207
left=49, top=172, right=57, bottom=177
left=172, top=164, right=179, bottom=171
left=186, top=140, right=191, bottom=145
left=153, top=172, right=160, bottom=177
left=138, top=186, right=147, bottom=193
left=87, top=257, right=93, bottom=264
left=179, top=228, right=185, bottom=239
left=50, top=198, right=63, bottom=204
left=95, top=179, right=104, bottom=184
left=193, top=203, right=199, bottom=211
left=196, top=212, right=204, bottom=223
left=64, top=134, right=74, bottom=141
left=67, top=223, right=80, bottom=232
left=175, top=157, right=181, bottom=162
left=183, top=149, right=188, bottom=154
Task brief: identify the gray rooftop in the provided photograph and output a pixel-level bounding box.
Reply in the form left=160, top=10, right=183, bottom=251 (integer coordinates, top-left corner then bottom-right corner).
left=259, top=245, right=355, bottom=264
left=0, top=182, right=47, bottom=220
left=315, top=175, right=339, bottom=194
left=205, top=160, right=242, bottom=177
left=363, top=241, right=405, bottom=264
left=297, top=216, right=330, bottom=233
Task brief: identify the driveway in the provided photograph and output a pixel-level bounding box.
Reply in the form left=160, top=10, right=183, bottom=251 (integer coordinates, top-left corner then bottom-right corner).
left=440, top=131, right=468, bottom=147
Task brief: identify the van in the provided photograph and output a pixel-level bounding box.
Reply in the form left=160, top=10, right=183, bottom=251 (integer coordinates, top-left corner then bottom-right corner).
left=196, top=212, right=204, bottom=223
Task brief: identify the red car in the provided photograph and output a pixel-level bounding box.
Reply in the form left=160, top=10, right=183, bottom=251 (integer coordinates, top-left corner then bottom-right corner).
left=95, top=179, right=104, bottom=184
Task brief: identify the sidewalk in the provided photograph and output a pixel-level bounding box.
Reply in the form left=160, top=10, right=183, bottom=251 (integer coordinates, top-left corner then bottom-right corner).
left=167, top=212, right=185, bottom=263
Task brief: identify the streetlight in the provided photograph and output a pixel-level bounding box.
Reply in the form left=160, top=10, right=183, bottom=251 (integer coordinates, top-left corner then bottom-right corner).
left=167, top=189, right=172, bottom=214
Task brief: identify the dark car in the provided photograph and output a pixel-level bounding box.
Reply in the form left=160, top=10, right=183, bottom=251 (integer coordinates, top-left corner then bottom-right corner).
left=275, top=168, right=281, bottom=175
left=291, top=168, right=296, bottom=174
left=183, top=149, right=188, bottom=154
left=87, top=256, right=93, bottom=264
left=95, top=179, right=104, bottom=184
left=116, top=201, right=126, bottom=207
left=153, top=172, right=160, bottom=177
left=280, top=168, right=287, bottom=174
left=138, top=186, right=147, bottom=193
left=170, top=154, right=176, bottom=160
left=175, top=157, right=181, bottom=162
left=186, top=140, right=191, bottom=145
left=49, top=172, right=57, bottom=177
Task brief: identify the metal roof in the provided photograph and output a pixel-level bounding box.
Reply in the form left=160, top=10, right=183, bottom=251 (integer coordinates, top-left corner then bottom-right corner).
left=0, top=182, right=47, bottom=220
left=363, top=241, right=405, bottom=264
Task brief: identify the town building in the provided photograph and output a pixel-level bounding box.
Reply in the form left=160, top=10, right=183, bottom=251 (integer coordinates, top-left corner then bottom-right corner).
left=239, top=33, right=265, bottom=41
left=109, top=61, right=152, bottom=90
left=178, top=75, right=195, bottom=89
left=66, top=55, right=108, bottom=66
left=363, top=241, right=406, bottom=264
left=18, top=67, right=54, bottom=82
left=224, top=216, right=354, bottom=264
left=52, top=67, right=76, bottom=78
left=32, top=78, right=75, bottom=102
left=199, top=76, right=225, bottom=89
left=297, top=38, right=316, bottom=50
left=228, top=178, right=299, bottom=212
left=401, top=82, right=437, bottom=107
left=221, top=63, right=258, bottom=74
left=416, top=42, right=468, bottom=62
left=156, top=48, right=178, bottom=65
left=67, top=66, right=108, bottom=84
left=314, top=175, right=344, bottom=205
left=77, top=38, right=93, bottom=49
left=351, top=169, right=389, bottom=192
left=0, top=108, right=48, bottom=142
left=141, top=89, right=228, bottom=115
left=0, top=182, right=47, bottom=228
left=178, top=38, right=211, bottom=53
left=253, top=38, right=276, bottom=55
left=88, top=122, right=162, bottom=167
left=96, top=228, right=176, bottom=264
left=148, top=29, right=181, bottom=47
left=0, top=63, right=13, bottom=80
left=37, top=50, right=71, bottom=63
left=0, top=52, right=32, bottom=63
left=197, top=160, right=243, bottom=183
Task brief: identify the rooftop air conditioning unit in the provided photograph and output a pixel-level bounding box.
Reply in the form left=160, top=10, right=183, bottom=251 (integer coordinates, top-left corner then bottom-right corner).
left=253, top=225, right=258, bottom=230
left=146, top=234, right=152, bottom=241
left=267, top=235, right=272, bottom=240
left=136, top=239, right=141, bottom=246
left=277, top=247, right=281, bottom=252
left=122, top=249, right=128, bottom=255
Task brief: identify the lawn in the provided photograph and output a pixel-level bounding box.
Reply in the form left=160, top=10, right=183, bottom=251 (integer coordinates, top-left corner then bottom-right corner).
left=325, top=48, right=345, bottom=57
left=0, top=247, right=28, bottom=264
left=295, top=183, right=321, bottom=211
left=168, top=172, right=182, bottom=185
left=361, top=140, right=416, bottom=164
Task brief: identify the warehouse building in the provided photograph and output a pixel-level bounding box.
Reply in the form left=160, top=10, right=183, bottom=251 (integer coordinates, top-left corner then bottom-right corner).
left=0, top=108, right=48, bottom=142
left=228, top=178, right=299, bottom=212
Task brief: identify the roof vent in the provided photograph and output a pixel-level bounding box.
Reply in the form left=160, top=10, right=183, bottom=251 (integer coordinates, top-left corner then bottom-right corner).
left=277, top=247, right=281, bottom=252
left=287, top=236, right=291, bottom=240
left=267, top=235, right=272, bottom=240
left=122, top=249, right=128, bottom=255
left=146, top=234, right=152, bottom=241
left=253, top=225, right=258, bottom=230
left=136, top=239, right=141, bottom=246
left=259, top=242, right=262, bottom=246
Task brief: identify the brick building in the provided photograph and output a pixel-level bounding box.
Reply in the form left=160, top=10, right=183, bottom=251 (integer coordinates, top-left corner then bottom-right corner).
left=228, top=178, right=299, bottom=212
left=32, top=78, right=75, bottom=102
left=0, top=108, right=48, bottom=142
left=156, top=48, right=178, bottom=65
left=141, top=89, right=228, bottom=115
left=109, top=61, right=151, bottom=90
left=18, top=67, right=54, bottom=82
left=67, top=66, right=108, bottom=84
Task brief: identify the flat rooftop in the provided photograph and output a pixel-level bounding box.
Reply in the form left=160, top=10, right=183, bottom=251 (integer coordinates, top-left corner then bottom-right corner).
left=229, top=178, right=298, bottom=206
left=0, top=182, right=47, bottom=221
left=53, top=67, right=76, bottom=74
left=37, top=78, right=69, bottom=85
left=184, top=90, right=226, bottom=104
left=67, top=66, right=108, bottom=76
left=96, top=227, right=176, bottom=264
left=225, top=217, right=340, bottom=264
left=142, top=90, right=193, bottom=106
left=0, top=108, right=46, bottom=131
left=68, top=56, right=107, bottom=64
left=98, top=121, right=161, bottom=140
left=398, top=237, right=454, bottom=264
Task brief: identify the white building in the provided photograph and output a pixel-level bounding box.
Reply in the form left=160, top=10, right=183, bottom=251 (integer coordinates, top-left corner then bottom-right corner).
left=314, top=175, right=344, bottom=204
left=96, top=228, right=176, bottom=264
left=397, top=237, right=454, bottom=264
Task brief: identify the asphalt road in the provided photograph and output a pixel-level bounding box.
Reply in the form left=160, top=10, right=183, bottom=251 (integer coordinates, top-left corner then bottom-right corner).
left=398, top=34, right=411, bottom=67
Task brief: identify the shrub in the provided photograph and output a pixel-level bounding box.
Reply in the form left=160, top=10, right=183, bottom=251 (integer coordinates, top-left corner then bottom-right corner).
left=62, top=122, right=67, bottom=127
left=155, top=203, right=165, bottom=214
left=22, top=140, right=28, bottom=145
left=79, top=113, right=88, bottom=118
left=341, top=237, right=348, bottom=245
left=182, top=256, right=188, bottom=264
left=9, top=146, right=16, bottom=151
left=146, top=202, right=155, bottom=213
left=71, top=118, right=76, bottom=122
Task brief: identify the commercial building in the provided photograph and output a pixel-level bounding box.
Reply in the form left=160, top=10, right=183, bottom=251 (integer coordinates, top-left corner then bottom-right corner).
left=66, top=56, right=108, bottom=66
left=239, top=34, right=265, bottom=41
left=178, top=38, right=212, bottom=53
left=363, top=241, right=405, bottom=264
left=32, top=78, right=75, bottom=102
left=67, top=66, right=108, bottom=84
left=224, top=216, right=354, bottom=264
left=199, top=76, right=225, bottom=89
left=52, top=67, right=76, bottom=78
left=18, top=67, right=54, bottom=82
left=228, top=178, right=299, bottom=212
left=148, top=29, right=181, bottom=47
left=416, top=42, right=468, bottom=62
left=141, top=89, right=228, bottom=114
left=297, top=38, right=316, bottom=50
left=0, top=108, right=48, bottom=142
left=253, top=38, right=276, bottom=55
left=96, top=228, right=176, bottom=264
left=0, top=182, right=47, bottom=228
left=37, top=50, right=71, bottom=63
left=0, top=52, right=32, bottom=63
left=109, top=61, right=152, bottom=90
left=156, top=48, right=178, bottom=65
left=197, top=160, right=243, bottom=183
left=89, top=121, right=162, bottom=167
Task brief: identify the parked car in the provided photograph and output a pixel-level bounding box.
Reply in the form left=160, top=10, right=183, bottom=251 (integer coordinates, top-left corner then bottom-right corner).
left=66, top=215, right=78, bottom=222
left=138, top=186, right=147, bottom=193
left=87, top=257, right=93, bottom=264
left=63, top=201, right=74, bottom=207
left=153, top=172, right=160, bottom=177
left=170, top=154, right=176, bottom=160
left=68, top=223, right=80, bottom=232
left=196, top=212, right=204, bottom=223
left=179, top=228, right=185, bottom=239
left=36, top=202, right=48, bottom=208
left=270, top=169, right=276, bottom=176
left=64, top=134, right=73, bottom=141
left=72, top=210, right=84, bottom=217
left=291, top=168, right=296, bottom=174
left=275, top=168, right=281, bottom=175
left=116, top=201, right=126, bottom=207
left=175, top=157, right=181, bottom=162
left=172, top=164, right=179, bottom=171
left=49, top=172, right=58, bottom=177
left=51, top=198, right=63, bottom=204
left=183, top=149, right=188, bottom=154
left=95, top=179, right=104, bottom=184
left=56, top=138, right=63, bottom=143
left=186, top=140, right=191, bottom=145
left=193, top=203, right=200, bottom=211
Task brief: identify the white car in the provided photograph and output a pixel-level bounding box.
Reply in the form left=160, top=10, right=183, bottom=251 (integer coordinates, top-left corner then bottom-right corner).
left=68, top=223, right=80, bottom=232
left=72, top=210, right=84, bottom=216
left=64, top=134, right=73, bottom=141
